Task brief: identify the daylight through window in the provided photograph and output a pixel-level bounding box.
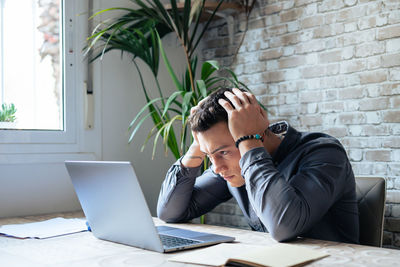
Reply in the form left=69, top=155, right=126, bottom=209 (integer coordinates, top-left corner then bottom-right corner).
left=0, top=0, right=63, bottom=130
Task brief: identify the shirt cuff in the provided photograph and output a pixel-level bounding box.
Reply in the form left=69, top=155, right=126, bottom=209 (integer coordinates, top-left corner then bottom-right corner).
left=175, top=157, right=203, bottom=177
left=239, top=147, right=272, bottom=175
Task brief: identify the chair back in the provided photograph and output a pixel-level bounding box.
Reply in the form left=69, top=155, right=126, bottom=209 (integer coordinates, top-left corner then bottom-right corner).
left=355, top=177, right=386, bottom=247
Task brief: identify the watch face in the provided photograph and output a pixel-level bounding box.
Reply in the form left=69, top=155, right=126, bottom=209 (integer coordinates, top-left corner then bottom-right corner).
left=268, top=121, right=288, bottom=136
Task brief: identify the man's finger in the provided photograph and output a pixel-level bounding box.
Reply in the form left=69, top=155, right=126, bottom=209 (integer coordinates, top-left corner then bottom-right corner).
left=231, top=88, right=250, bottom=105
left=244, top=91, right=256, bottom=104
left=260, top=106, right=268, bottom=120
left=218, top=98, right=234, bottom=112
left=224, top=90, right=243, bottom=109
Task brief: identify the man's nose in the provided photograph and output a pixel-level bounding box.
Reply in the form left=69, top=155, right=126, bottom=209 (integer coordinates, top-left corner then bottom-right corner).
left=213, top=159, right=226, bottom=174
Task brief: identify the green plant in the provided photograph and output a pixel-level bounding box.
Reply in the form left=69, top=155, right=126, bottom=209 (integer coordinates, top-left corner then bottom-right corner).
left=0, top=103, right=17, bottom=122
left=84, top=0, right=252, bottom=159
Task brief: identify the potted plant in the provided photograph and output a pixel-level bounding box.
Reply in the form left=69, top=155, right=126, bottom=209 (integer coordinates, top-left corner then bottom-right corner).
left=0, top=103, right=17, bottom=129
left=84, top=0, right=252, bottom=159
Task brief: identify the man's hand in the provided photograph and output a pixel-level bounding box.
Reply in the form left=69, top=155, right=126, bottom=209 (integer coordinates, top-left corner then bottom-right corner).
left=218, top=88, right=269, bottom=143
left=181, top=98, right=207, bottom=168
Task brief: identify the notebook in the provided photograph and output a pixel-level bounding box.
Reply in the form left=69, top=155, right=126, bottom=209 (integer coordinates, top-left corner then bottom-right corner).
left=65, top=161, right=235, bottom=253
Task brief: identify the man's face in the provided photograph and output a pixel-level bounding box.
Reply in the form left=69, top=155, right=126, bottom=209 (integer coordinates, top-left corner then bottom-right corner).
left=195, top=122, right=244, bottom=187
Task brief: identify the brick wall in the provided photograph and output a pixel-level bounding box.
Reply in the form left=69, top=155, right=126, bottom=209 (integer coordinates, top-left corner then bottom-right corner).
left=201, top=0, right=400, bottom=248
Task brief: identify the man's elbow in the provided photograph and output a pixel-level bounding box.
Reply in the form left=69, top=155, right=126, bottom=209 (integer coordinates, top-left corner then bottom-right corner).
left=157, top=211, right=168, bottom=222
left=157, top=207, right=173, bottom=222
left=157, top=205, right=183, bottom=223
left=268, top=224, right=299, bottom=242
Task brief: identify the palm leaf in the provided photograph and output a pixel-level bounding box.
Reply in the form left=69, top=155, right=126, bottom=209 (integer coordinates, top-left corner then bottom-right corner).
left=162, top=115, right=182, bottom=155
left=190, top=0, right=224, bottom=57
left=188, top=0, right=205, bottom=52
left=129, top=97, right=163, bottom=129
left=182, top=0, right=191, bottom=45
left=141, top=121, right=163, bottom=152
left=169, top=0, right=182, bottom=34
left=201, top=60, right=220, bottom=80
left=181, top=91, right=193, bottom=122
left=152, top=123, right=170, bottom=159
left=157, top=31, right=183, bottom=91
left=84, top=0, right=249, bottom=160
left=129, top=111, right=155, bottom=143
left=180, top=118, right=190, bottom=153
left=162, top=91, right=182, bottom=117
left=189, top=0, right=202, bottom=24
left=196, top=80, right=207, bottom=98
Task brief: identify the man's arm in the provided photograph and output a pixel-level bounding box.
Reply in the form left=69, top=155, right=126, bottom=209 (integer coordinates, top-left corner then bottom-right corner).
left=240, top=144, right=350, bottom=241
left=181, top=142, right=206, bottom=168
left=157, top=159, right=232, bottom=223
left=218, top=88, right=352, bottom=241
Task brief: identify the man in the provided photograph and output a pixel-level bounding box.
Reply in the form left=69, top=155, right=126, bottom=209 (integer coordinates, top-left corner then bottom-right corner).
left=157, top=88, right=359, bottom=244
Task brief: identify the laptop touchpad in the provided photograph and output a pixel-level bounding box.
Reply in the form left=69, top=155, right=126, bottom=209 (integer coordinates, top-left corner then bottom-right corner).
left=157, top=226, right=208, bottom=239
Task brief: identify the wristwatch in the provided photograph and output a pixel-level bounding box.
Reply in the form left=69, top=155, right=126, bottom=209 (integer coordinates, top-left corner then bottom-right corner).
left=267, top=121, right=288, bottom=137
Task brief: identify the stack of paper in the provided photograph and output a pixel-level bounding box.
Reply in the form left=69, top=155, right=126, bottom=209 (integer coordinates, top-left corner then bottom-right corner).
left=0, top=217, right=88, bottom=239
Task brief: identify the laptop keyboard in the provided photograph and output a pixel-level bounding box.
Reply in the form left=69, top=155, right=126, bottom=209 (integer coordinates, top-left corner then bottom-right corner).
left=159, top=234, right=201, bottom=248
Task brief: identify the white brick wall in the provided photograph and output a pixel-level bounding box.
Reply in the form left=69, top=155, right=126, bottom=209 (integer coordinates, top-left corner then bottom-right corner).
left=202, top=0, right=400, bottom=248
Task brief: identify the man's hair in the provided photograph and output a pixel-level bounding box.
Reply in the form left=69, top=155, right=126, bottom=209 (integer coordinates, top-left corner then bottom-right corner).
left=189, top=87, right=238, bottom=132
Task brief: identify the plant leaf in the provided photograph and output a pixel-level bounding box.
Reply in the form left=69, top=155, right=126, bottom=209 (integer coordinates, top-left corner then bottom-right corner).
left=182, top=0, right=191, bottom=45
left=190, top=0, right=224, bottom=56
left=128, top=111, right=154, bottom=143
left=162, top=91, right=182, bottom=117
left=181, top=91, right=193, bottom=123
left=180, top=118, right=190, bottom=154
left=128, top=97, right=162, bottom=129
left=196, top=80, right=207, bottom=98
left=157, top=31, right=183, bottom=91
left=223, top=68, right=239, bottom=83
left=152, top=123, right=169, bottom=159
left=201, top=60, right=219, bottom=80
left=141, top=121, right=163, bottom=152
left=163, top=114, right=182, bottom=155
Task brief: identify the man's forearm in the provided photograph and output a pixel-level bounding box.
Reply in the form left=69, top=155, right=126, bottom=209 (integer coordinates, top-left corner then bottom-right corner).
left=157, top=163, right=199, bottom=222
left=157, top=161, right=231, bottom=223
left=181, top=143, right=205, bottom=168
left=241, top=147, right=344, bottom=242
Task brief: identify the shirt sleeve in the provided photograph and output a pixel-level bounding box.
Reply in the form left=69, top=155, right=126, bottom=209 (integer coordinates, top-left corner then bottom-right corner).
left=240, top=145, right=350, bottom=242
left=157, top=158, right=232, bottom=223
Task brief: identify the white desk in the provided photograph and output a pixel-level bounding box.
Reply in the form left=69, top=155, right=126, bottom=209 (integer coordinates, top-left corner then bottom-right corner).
left=0, top=212, right=399, bottom=266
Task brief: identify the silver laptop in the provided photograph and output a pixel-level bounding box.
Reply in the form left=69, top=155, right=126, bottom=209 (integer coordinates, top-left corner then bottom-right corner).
left=65, top=161, right=234, bottom=253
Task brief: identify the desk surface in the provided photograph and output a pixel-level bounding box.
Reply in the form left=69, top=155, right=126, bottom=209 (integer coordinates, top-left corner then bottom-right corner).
left=0, top=212, right=399, bottom=267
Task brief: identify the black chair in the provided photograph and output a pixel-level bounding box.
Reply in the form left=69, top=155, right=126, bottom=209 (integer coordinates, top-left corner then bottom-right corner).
left=355, top=177, right=386, bottom=247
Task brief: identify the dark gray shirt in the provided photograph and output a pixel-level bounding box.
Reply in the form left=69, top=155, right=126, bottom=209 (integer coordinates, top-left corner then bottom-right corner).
left=157, top=125, right=359, bottom=244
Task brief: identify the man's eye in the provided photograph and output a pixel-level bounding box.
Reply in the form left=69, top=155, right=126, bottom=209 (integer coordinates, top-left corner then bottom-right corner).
left=220, top=151, right=229, bottom=156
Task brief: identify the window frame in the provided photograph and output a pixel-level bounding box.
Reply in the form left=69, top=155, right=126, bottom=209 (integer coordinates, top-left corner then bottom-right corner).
left=0, top=0, right=98, bottom=159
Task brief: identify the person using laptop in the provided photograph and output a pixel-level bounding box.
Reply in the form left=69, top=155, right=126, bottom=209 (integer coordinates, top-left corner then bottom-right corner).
left=65, top=160, right=235, bottom=253
left=157, top=87, right=359, bottom=244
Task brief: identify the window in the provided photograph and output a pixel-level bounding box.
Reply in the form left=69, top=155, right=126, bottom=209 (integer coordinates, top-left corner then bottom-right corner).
left=0, top=0, right=63, bottom=130
left=0, top=0, right=98, bottom=155
left=0, top=1, right=100, bottom=218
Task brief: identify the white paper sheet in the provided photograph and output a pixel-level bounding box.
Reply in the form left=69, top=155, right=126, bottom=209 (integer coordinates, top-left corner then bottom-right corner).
left=0, top=217, right=88, bottom=239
